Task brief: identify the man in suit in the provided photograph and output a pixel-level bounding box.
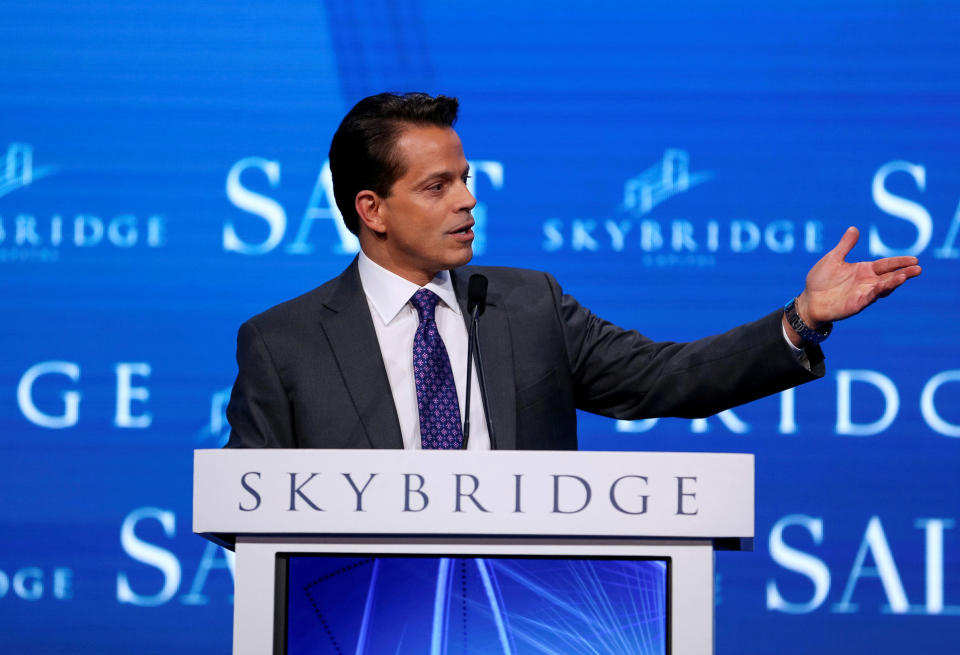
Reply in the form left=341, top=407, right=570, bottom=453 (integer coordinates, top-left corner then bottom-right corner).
left=225, top=93, right=921, bottom=450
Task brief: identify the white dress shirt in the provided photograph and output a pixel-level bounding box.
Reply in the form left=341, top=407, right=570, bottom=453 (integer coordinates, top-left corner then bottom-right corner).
left=357, top=251, right=491, bottom=450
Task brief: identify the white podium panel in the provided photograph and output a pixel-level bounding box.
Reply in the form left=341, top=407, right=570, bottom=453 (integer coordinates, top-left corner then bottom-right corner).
left=194, top=449, right=754, bottom=542
left=194, top=449, right=754, bottom=655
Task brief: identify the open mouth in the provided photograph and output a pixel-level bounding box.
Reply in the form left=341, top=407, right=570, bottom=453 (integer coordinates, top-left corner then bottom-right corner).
left=451, top=222, right=474, bottom=235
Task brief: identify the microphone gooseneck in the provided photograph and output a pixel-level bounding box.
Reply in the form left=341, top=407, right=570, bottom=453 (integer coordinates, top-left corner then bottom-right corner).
left=463, top=274, right=492, bottom=448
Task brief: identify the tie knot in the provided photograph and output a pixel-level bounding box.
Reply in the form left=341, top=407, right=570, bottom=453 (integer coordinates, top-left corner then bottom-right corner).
left=410, top=288, right=440, bottom=322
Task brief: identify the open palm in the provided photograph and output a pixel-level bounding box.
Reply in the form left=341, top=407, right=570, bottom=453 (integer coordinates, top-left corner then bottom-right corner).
left=800, top=227, right=922, bottom=326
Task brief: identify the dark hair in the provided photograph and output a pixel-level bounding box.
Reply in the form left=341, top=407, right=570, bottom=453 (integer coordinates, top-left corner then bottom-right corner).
left=329, top=92, right=460, bottom=235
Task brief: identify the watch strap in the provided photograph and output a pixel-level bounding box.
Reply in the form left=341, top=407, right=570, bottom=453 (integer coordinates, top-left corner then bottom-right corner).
left=784, top=297, right=832, bottom=344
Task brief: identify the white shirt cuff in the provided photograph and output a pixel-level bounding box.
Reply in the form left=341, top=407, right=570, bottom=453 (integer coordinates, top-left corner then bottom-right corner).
left=781, top=322, right=811, bottom=370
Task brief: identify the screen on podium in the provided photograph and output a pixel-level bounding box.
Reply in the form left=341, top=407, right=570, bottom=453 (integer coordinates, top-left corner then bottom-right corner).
left=280, top=554, right=669, bottom=654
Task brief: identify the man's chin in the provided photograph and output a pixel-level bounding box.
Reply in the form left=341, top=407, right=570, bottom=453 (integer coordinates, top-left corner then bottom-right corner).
left=449, top=245, right=474, bottom=269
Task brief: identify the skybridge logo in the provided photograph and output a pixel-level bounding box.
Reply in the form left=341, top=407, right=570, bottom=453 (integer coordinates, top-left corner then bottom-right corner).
left=0, top=143, right=166, bottom=263
left=621, top=148, right=713, bottom=217
left=0, top=143, right=58, bottom=199
left=542, top=148, right=825, bottom=266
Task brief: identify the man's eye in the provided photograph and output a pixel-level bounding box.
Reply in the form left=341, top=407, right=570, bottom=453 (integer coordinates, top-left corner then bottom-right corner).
left=462, top=174, right=472, bottom=184
left=429, top=183, right=444, bottom=192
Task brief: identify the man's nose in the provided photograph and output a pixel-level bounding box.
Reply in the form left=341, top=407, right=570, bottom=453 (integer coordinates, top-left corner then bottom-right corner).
left=459, top=182, right=477, bottom=212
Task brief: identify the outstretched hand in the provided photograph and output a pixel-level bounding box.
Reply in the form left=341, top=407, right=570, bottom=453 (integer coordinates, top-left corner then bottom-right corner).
left=792, top=226, right=922, bottom=333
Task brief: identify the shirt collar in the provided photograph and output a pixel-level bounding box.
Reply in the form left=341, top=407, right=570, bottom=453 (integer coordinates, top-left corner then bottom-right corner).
left=357, top=251, right=462, bottom=325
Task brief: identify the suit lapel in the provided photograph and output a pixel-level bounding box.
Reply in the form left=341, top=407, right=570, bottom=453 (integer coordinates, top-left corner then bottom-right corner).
left=454, top=269, right=517, bottom=450
left=319, top=260, right=404, bottom=449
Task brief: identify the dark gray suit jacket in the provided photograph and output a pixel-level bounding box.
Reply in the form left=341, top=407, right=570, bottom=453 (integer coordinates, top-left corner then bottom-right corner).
left=225, top=260, right=824, bottom=450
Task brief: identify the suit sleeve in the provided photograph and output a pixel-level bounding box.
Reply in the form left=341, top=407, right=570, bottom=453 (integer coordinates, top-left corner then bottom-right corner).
left=224, top=320, right=297, bottom=448
left=549, top=274, right=825, bottom=420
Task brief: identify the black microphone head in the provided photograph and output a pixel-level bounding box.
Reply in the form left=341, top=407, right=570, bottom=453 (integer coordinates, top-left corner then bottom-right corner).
left=467, top=274, right=488, bottom=316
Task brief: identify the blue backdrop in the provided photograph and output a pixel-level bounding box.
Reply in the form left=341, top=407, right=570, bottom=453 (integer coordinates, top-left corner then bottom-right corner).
left=1, top=1, right=958, bottom=652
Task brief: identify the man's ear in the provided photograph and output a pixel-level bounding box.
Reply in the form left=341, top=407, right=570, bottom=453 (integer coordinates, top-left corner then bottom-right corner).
left=355, top=190, right=387, bottom=235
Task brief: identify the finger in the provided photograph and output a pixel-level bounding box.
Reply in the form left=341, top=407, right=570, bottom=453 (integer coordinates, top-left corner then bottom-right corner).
left=830, top=226, right=859, bottom=261
left=872, top=256, right=920, bottom=275
left=883, top=264, right=923, bottom=281
left=876, top=274, right=905, bottom=299
left=874, top=267, right=918, bottom=298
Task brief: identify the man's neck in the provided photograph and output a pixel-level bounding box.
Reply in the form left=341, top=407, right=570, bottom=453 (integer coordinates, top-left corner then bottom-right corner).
left=358, top=244, right=439, bottom=287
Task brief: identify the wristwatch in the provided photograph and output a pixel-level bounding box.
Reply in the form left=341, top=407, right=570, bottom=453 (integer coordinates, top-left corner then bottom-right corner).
left=784, top=297, right=832, bottom=344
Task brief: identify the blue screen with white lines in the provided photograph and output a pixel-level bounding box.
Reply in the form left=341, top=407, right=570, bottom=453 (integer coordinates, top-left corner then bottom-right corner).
left=285, top=555, right=668, bottom=655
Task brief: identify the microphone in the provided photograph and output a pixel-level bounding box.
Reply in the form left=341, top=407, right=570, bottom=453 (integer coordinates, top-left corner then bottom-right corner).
left=467, top=274, right=487, bottom=316
left=463, top=274, right=495, bottom=448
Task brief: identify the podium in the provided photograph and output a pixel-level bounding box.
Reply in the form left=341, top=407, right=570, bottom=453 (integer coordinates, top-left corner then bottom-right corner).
left=194, top=449, right=753, bottom=654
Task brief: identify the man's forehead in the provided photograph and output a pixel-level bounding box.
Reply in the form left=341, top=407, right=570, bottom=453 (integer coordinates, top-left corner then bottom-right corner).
left=393, top=124, right=467, bottom=177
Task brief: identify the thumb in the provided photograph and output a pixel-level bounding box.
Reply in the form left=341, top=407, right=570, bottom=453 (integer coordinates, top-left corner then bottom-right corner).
left=831, top=226, right=859, bottom=261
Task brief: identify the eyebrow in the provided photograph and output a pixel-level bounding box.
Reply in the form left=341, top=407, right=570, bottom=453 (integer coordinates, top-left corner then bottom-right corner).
left=415, top=164, right=471, bottom=187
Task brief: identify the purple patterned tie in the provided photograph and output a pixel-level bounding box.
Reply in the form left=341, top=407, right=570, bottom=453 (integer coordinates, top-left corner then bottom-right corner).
left=410, top=289, right=463, bottom=449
